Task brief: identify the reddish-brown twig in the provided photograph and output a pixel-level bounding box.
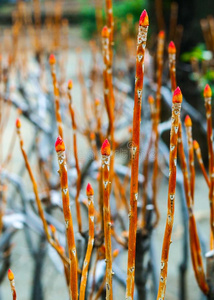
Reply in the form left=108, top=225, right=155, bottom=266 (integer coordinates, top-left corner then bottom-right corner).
left=16, top=119, right=69, bottom=265
left=152, top=30, right=165, bottom=227
left=168, top=41, right=177, bottom=92
left=49, top=54, right=63, bottom=138
left=79, top=183, right=95, bottom=300
left=156, top=87, right=182, bottom=300
left=178, top=124, right=209, bottom=294
left=101, top=26, right=115, bottom=183
left=126, top=10, right=149, bottom=300
left=101, top=139, right=113, bottom=300
left=67, top=80, right=82, bottom=233
left=204, top=84, right=214, bottom=246
left=105, top=0, right=114, bottom=61
left=193, top=140, right=210, bottom=187
left=142, top=95, right=155, bottom=227
left=184, top=115, right=195, bottom=202
left=55, top=136, right=78, bottom=300
left=8, top=269, right=16, bottom=300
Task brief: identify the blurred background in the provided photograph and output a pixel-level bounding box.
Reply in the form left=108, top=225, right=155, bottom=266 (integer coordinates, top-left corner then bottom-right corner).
left=0, top=0, right=214, bottom=300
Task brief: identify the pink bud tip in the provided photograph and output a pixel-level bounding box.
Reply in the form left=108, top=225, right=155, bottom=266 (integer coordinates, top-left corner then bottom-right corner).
left=193, top=140, right=199, bottom=150
left=16, top=118, right=21, bottom=128
left=101, top=26, right=109, bottom=38
left=86, top=183, right=94, bottom=196
left=55, top=136, right=65, bottom=152
left=184, top=115, right=192, bottom=127
left=172, top=87, right=182, bottom=103
left=159, top=30, right=165, bottom=38
left=204, top=84, right=212, bottom=98
left=8, top=269, right=14, bottom=281
left=148, top=95, right=154, bottom=104
left=168, top=41, right=176, bottom=54
left=68, top=80, right=73, bottom=90
left=101, top=139, right=111, bottom=156
left=139, top=10, right=149, bottom=26
left=49, top=54, right=56, bottom=65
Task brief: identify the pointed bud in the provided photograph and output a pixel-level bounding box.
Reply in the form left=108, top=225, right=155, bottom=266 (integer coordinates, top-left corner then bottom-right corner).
left=184, top=115, right=192, bottom=127
left=49, top=54, right=56, bottom=65
left=68, top=80, right=73, bottom=90
left=90, top=132, right=95, bottom=140
left=101, top=139, right=111, bottom=156
left=55, top=136, right=65, bottom=152
left=204, top=84, right=212, bottom=98
left=148, top=95, right=154, bottom=104
left=102, top=26, right=109, bottom=38
left=139, top=10, right=149, bottom=27
left=95, top=98, right=100, bottom=106
left=158, top=30, right=165, bottom=39
left=86, top=183, right=94, bottom=196
left=113, top=249, right=120, bottom=258
left=8, top=269, right=14, bottom=281
left=172, top=87, right=182, bottom=103
left=168, top=41, right=176, bottom=54
left=49, top=224, right=56, bottom=233
left=193, top=140, right=199, bottom=150
left=16, top=118, right=21, bottom=128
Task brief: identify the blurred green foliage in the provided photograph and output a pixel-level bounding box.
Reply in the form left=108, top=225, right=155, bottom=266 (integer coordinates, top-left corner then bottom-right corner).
left=181, top=43, right=214, bottom=94
left=80, top=0, right=147, bottom=39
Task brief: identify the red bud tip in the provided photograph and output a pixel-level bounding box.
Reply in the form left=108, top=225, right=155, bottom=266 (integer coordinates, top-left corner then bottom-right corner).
left=16, top=118, right=21, bottom=128
left=158, top=30, right=165, bottom=38
left=148, top=95, right=154, bottom=104
left=168, top=41, right=176, bottom=54
left=49, top=54, right=56, bottom=65
left=193, top=140, right=199, bottom=150
left=68, top=80, right=73, bottom=90
left=86, top=183, right=94, bottom=196
left=55, top=136, right=65, bottom=152
left=101, top=139, right=111, bottom=156
left=204, top=84, right=212, bottom=98
left=139, top=10, right=149, bottom=26
left=184, top=115, right=192, bottom=127
left=172, top=87, right=182, bottom=103
left=113, top=249, right=120, bottom=258
left=102, top=26, right=109, bottom=38
left=8, top=269, right=14, bottom=281
left=49, top=224, right=56, bottom=233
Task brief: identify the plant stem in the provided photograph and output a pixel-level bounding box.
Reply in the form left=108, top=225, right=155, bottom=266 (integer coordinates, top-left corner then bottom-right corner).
left=156, top=87, right=182, bottom=300
left=49, top=54, right=63, bottom=138
left=204, top=84, right=214, bottom=249
left=101, top=139, right=113, bottom=300
left=152, top=31, right=165, bottom=227
left=193, top=140, right=210, bottom=187
left=8, top=269, right=17, bottom=300
left=55, top=136, right=78, bottom=300
left=16, top=119, right=69, bottom=266
left=168, top=41, right=177, bottom=93
left=67, top=80, right=82, bottom=233
left=184, top=115, right=195, bottom=202
left=79, top=183, right=95, bottom=300
left=126, top=10, right=149, bottom=300
left=178, top=123, right=209, bottom=295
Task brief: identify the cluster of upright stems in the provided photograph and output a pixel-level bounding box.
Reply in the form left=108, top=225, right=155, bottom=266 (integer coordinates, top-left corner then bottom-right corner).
left=6, top=2, right=214, bottom=300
